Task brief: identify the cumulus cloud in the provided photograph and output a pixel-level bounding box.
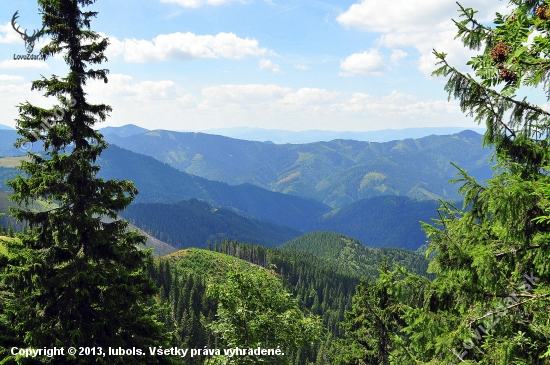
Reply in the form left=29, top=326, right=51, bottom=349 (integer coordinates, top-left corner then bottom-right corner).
left=281, top=88, right=340, bottom=105
left=0, top=60, right=49, bottom=69
left=339, top=49, right=388, bottom=76
left=390, top=49, right=407, bottom=65
left=0, top=22, right=23, bottom=44
left=337, top=0, right=505, bottom=75
left=330, top=90, right=460, bottom=117
left=294, top=64, right=308, bottom=70
left=202, top=84, right=291, bottom=105
left=106, top=32, right=270, bottom=63
left=259, top=59, right=281, bottom=73
left=160, top=0, right=248, bottom=8
left=0, top=75, right=25, bottom=83
left=86, top=74, right=179, bottom=102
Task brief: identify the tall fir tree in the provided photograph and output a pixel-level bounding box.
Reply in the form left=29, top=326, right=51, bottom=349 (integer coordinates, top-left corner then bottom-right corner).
left=1, top=1, right=172, bottom=363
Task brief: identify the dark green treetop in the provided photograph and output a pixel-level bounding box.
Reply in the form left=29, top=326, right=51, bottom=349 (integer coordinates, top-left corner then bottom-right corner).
left=1, top=1, right=172, bottom=364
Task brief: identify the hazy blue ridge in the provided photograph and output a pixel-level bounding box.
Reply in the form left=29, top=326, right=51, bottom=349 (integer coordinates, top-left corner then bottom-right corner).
left=96, top=145, right=331, bottom=231
left=119, top=198, right=302, bottom=249
left=306, top=196, right=444, bottom=251
left=190, top=126, right=487, bottom=144
left=100, top=124, right=150, bottom=138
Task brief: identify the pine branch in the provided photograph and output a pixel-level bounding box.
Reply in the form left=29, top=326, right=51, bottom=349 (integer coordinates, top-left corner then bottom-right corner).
left=483, top=292, right=541, bottom=298
left=467, top=293, right=550, bottom=326
left=493, top=244, right=543, bottom=257
left=433, top=52, right=550, bottom=139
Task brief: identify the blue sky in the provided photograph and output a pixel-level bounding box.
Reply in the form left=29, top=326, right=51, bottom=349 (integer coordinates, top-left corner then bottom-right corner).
left=0, top=0, right=508, bottom=132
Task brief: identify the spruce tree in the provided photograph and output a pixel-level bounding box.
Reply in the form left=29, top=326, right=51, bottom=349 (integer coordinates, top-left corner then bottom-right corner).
left=1, top=1, right=171, bottom=363
left=392, top=1, right=550, bottom=363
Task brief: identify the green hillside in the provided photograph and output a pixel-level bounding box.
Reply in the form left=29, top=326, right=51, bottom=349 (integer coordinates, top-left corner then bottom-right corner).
left=105, top=129, right=493, bottom=208
left=280, top=232, right=430, bottom=278
left=0, top=167, right=21, bottom=191
left=120, top=198, right=302, bottom=249
left=152, top=247, right=329, bottom=364
left=3, top=154, right=445, bottom=252
left=161, top=247, right=265, bottom=279
left=307, top=195, right=444, bottom=250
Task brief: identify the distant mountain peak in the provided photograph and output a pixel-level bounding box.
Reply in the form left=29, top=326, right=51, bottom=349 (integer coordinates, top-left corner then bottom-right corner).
left=100, top=124, right=150, bottom=139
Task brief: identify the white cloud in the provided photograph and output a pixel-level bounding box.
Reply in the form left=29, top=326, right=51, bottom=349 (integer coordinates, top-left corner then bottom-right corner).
left=0, top=22, right=23, bottom=44
left=390, top=49, right=407, bottom=65
left=259, top=59, right=281, bottom=73
left=86, top=74, right=179, bottom=102
left=0, top=60, right=49, bottom=69
left=177, top=94, right=197, bottom=106
left=281, top=88, right=340, bottom=105
left=60, top=79, right=473, bottom=131
left=106, top=32, right=269, bottom=63
left=160, top=0, right=248, bottom=8
left=0, top=75, right=25, bottom=83
left=337, top=0, right=505, bottom=75
left=339, top=49, right=388, bottom=76
left=330, top=90, right=460, bottom=117
left=294, top=64, right=308, bottom=70
left=202, top=84, right=291, bottom=105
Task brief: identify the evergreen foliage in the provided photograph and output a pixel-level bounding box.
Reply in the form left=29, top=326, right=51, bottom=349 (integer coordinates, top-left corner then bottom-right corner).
left=149, top=248, right=325, bottom=364
left=207, top=268, right=323, bottom=364
left=280, top=232, right=430, bottom=277
left=338, top=1, right=550, bottom=363
left=0, top=1, right=171, bottom=363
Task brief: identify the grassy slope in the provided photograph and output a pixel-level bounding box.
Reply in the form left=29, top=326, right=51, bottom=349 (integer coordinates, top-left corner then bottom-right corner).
left=0, top=237, right=9, bottom=256
left=161, top=248, right=264, bottom=279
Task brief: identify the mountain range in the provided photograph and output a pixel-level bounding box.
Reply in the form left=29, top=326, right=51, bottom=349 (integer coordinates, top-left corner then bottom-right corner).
left=102, top=128, right=493, bottom=208
left=190, top=126, right=487, bottom=144
left=0, top=126, right=494, bottom=251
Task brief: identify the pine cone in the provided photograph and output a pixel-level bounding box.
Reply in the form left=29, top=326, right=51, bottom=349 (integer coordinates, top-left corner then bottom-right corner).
left=536, top=5, right=549, bottom=20
left=499, top=67, right=517, bottom=82
left=491, top=41, right=510, bottom=63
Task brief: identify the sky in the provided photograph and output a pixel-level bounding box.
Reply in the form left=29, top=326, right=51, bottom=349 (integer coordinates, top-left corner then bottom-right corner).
left=0, top=0, right=512, bottom=132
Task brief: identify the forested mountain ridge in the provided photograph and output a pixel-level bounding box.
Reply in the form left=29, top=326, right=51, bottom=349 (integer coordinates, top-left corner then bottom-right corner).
left=1, top=148, right=444, bottom=251
left=306, top=195, right=445, bottom=250
left=117, top=194, right=443, bottom=251
left=280, top=232, right=430, bottom=278
left=152, top=246, right=344, bottom=364
left=104, top=129, right=493, bottom=208
left=120, top=198, right=302, bottom=249
left=96, top=145, right=332, bottom=230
